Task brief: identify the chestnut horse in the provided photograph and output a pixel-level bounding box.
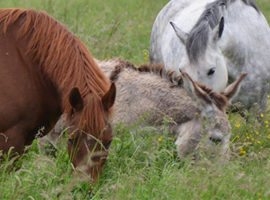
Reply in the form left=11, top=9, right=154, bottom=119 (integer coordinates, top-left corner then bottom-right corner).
left=0, top=9, right=116, bottom=181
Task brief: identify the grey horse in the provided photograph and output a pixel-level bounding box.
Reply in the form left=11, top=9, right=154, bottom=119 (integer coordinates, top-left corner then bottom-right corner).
left=150, top=0, right=270, bottom=112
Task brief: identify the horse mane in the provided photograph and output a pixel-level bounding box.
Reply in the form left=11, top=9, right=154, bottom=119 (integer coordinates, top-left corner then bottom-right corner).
left=186, top=0, right=259, bottom=63
left=240, top=0, right=259, bottom=12
left=108, top=58, right=182, bottom=86
left=0, top=8, right=110, bottom=137
left=186, top=0, right=227, bottom=63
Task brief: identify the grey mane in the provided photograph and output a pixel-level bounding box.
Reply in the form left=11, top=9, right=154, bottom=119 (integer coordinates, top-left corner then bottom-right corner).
left=186, top=0, right=260, bottom=63
left=240, top=0, right=259, bottom=12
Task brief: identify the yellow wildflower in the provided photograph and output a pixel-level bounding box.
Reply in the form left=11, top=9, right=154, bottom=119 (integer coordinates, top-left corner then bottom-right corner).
left=255, top=131, right=259, bottom=135
left=158, top=136, right=163, bottom=142
left=257, top=141, right=261, bottom=144
left=260, top=113, right=264, bottom=118
left=265, top=121, right=269, bottom=124
left=246, top=136, right=250, bottom=139
left=240, top=149, right=246, bottom=154
left=251, top=138, right=254, bottom=141
left=138, top=24, right=143, bottom=28
left=235, top=122, right=241, bottom=128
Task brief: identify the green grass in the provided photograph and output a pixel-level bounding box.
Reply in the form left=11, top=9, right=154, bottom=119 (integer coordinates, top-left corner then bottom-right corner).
left=0, top=0, right=270, bottom=199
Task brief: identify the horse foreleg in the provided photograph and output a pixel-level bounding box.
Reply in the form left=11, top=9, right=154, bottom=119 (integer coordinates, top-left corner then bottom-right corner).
left=0, top=128, right=26, bottom=158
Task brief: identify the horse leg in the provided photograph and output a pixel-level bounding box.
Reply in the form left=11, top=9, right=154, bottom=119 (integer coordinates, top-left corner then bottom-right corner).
left=0, top=127, right=26, bottom=158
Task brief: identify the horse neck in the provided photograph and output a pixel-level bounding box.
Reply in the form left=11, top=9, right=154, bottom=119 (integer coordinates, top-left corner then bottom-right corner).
left=43, top=42, right=108, bottom=113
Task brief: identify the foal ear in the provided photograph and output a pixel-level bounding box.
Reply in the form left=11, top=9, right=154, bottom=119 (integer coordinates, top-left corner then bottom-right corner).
left=222, top=73, right=247, bottom=102
left=102, top=82, right=116, bottom=111
left=69, top=88, right=84, bottom=111
left=170, top=21, right=188, bottom=45
left=182, top=72, right=212, bottom=106
left=212, top=17, right=225, bottom=42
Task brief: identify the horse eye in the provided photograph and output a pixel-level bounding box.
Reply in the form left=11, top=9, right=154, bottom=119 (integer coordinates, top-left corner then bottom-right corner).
left=104, top=140, right=112, bottom=149
left=207, top=68, right=216, bottom=76
left=68, top=139, right=73, bottom=145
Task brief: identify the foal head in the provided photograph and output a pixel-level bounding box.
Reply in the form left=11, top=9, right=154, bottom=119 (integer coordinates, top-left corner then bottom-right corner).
left=65, top=83, right=116, bottom=181
left=176, top=72, right=247, bottom=159
left=170, top=16, right=228, bottom=92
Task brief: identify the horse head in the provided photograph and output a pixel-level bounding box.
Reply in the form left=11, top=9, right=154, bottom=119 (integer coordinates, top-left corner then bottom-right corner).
left=170, top=17, right=228, bottom=92
left=66, top=82, right=116, bottom=182
left=175, top=71, right=247, bottom=159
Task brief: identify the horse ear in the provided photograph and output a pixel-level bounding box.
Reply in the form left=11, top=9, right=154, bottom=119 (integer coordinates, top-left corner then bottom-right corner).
left=182, top=72, right=212, bottom=107
left=222, top=73, right=247, bottom=102
left=69, top=88, right=84, bottom=111
left=212, top=17, right=225, bottom=42
left=170, top=21, right=188, bottom=45
left=102, top=82, right=116, bottom=111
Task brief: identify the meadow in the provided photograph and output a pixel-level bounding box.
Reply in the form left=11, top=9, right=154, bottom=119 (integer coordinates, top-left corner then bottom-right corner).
left=0, top=0, right=270, bottom=199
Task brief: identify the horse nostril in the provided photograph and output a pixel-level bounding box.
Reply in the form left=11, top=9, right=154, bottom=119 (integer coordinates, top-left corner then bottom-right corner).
left=209, top=136, right=222, bottom=145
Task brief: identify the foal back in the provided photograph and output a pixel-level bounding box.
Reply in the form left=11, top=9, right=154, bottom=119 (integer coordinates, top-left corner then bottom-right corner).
left=97, top=59, right=198, bottom=129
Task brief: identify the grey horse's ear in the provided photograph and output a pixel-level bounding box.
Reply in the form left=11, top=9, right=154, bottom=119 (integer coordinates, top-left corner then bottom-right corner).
left=170, top=21, right=188, bottom=45
left=212, top=17, right=225, bottom=42
left=222, top=73, right=247, bottom=102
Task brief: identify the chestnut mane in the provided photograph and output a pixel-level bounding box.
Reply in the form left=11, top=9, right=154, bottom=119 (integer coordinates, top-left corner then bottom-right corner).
left=0, top=8, right=110, bottom=137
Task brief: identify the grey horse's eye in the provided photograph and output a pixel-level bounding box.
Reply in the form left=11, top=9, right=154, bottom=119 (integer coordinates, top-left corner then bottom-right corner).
left=207, top=68, right=216, bottom=76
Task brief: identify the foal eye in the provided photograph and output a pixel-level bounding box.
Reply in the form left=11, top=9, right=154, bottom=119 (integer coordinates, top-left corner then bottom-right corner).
left=207, top=68, right=216, bottom=76
left=209, top=136, right=222, bottom=145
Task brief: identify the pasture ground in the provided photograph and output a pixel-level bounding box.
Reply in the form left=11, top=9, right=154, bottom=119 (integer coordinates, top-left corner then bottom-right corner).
left=0, top=0, right=270, bottom=199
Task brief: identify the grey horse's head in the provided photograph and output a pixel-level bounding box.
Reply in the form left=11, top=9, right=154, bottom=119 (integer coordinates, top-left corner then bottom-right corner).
left=175, top=72, right=247, bottom=159
left=170, top=1, right=228, bottom=92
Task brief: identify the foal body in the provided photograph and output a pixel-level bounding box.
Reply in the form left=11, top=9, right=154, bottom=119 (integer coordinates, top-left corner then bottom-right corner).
left=40, top=59, right=245, bottom=158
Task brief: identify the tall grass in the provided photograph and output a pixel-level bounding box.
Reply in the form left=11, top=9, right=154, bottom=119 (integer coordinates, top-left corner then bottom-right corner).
left=0, top=0, right=270, bottom=199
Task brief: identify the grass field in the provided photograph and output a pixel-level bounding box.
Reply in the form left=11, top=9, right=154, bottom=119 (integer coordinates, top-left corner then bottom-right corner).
left=0, top=0, right=270, bottom=199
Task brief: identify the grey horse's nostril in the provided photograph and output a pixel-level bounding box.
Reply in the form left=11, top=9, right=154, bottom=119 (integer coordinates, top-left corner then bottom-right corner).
left=179, top=69, right=182, bottom=73
left=209, top=136, right=222, bottom=144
